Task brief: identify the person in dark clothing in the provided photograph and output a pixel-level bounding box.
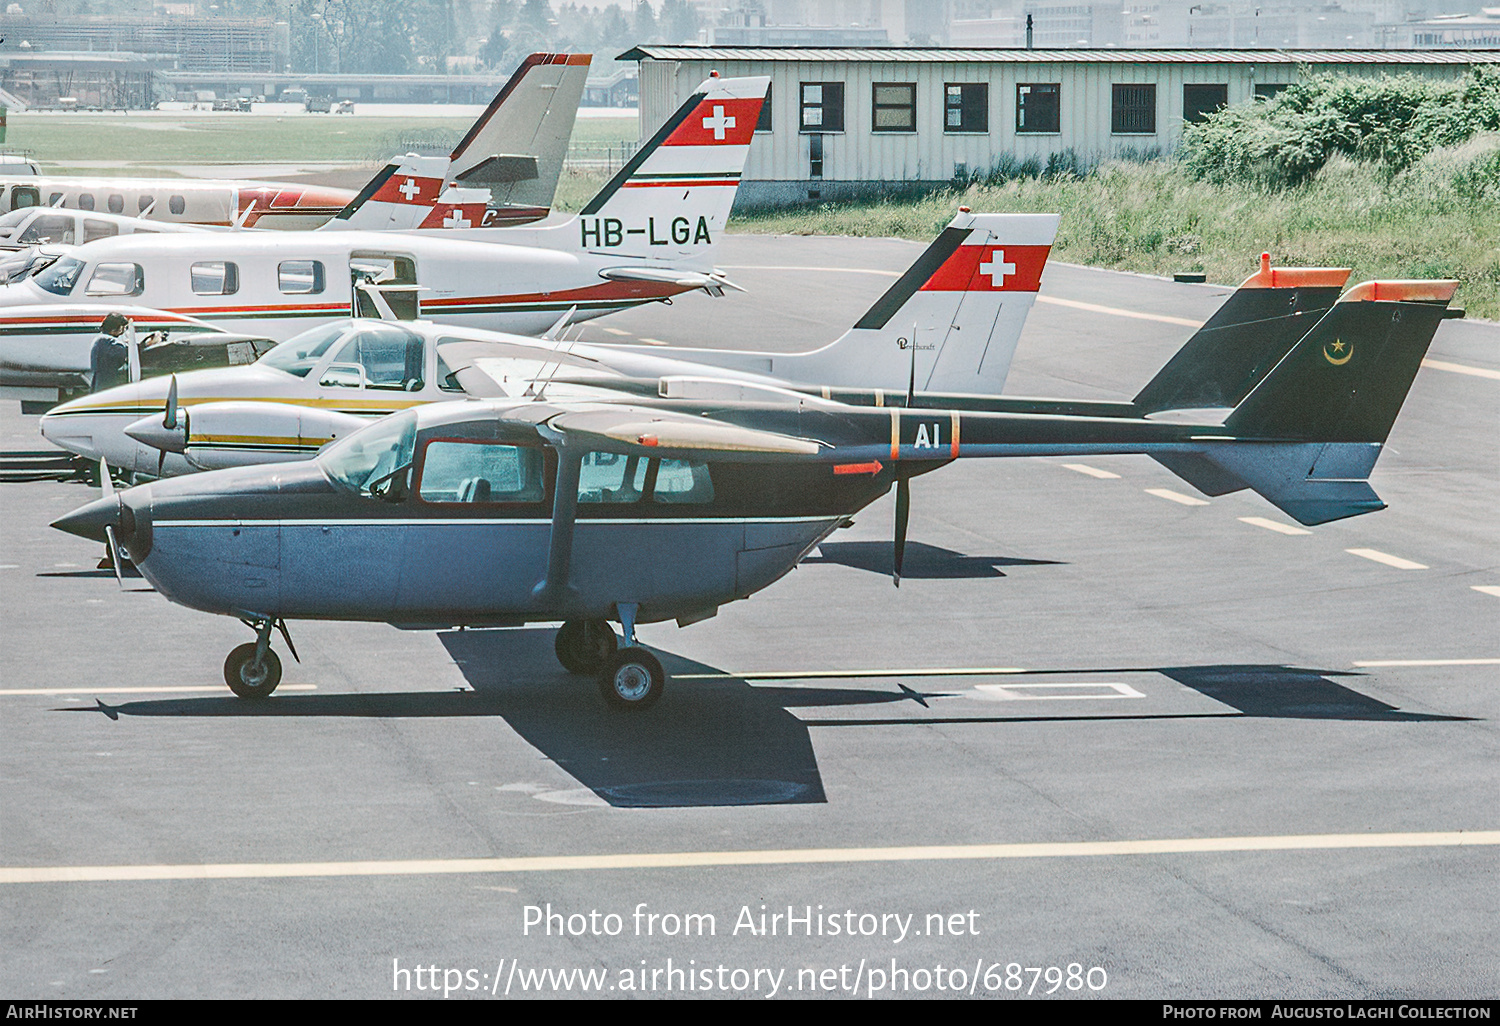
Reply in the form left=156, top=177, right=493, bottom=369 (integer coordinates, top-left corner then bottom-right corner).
left=89, top=312, right=132, bottom=392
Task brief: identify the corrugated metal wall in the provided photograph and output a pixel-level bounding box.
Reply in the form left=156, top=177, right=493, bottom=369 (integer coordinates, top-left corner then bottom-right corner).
left=637, top=56, right=1474, bottom=191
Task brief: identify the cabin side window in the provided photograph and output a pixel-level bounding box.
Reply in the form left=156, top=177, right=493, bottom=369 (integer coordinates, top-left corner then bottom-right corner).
left=191, top=261, right=240, bottom=296
left=169, top=195, right=186, bottom=215
left=107, top=194, right=125, bottom=214
left=18, top=214, right=75, bottom=245
left=77, top=194, right=95, bottom=211
left=320, top=324, right=424, bottom=390
left=84, top=262, right=144, bottom=297
left=33, top=255, right=86, bottom=295
left=82, top=219, right=117, bottom=244
left=417, top=441, right=545, bottom=504
left=576, top=452, right=713, bottom=505
left=11, top=186, right=39, bottom=209
left=278, top=259, right=325, bottom=294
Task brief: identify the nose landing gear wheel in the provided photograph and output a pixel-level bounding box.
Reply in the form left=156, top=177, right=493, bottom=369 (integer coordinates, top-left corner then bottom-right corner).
left=598, top=647, right=665, bottom=710
left=224, top=642, right=282, bottom=700
left=554, top=618, right=619, bottom=674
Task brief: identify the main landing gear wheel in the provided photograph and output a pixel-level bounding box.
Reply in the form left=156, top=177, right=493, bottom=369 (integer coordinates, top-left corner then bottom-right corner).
left=555, top=619, right=619, bottom=674
left=224, top=642, right=282, bottom=700
left=598, top=647, right=665, bottom=710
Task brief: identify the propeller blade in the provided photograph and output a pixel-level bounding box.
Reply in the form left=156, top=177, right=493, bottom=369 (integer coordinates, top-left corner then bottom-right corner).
left=156, top=447, right=166, bottom=477
left=103, top=525, right=125, bottom=588
left=907, top=321, right=918, bottom=408
left=163, top=375, right=179, bottom=429
left=98, top=458, right=114, bottom=498
left=893, top=475, right=910, bottom=588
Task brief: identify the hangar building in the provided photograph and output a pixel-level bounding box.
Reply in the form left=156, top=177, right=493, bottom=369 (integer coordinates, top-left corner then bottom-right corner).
left=621, top=45, right=1500, bottom=207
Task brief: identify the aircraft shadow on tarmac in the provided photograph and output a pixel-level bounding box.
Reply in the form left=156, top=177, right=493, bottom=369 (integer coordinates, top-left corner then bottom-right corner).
left=805, top=540, right=1064, bottom=578
left=68, top=630, right=1470, bottom=810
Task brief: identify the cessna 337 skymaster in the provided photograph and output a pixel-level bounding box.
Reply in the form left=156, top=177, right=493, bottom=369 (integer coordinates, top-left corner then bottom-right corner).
left=53, top=210, right=1455, bottom=709
left=0, top=73, right=769, bottom=395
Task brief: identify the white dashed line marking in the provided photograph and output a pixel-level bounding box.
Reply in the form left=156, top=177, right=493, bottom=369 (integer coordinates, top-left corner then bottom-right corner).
left=601, top=327, right=632, bottom=336
left=972, top=682, right=1145, bottom=701
left=0, top=685, right=318, bottom=697
left=637, top=338, right=670, bottom=346
left=1061, top=463, right=1120, bottom=479
left=1470, top=586, right=1500, bottom=598
left=1346, top=548, right=1428, bottom=570
left=1354, top=658, right=1500, bottom=668
left=1145, top=488, right=1209, bottom=507
left=1421, top=359, right=1500, bottom=381
left=1239, top=516, right=1312, bottom=536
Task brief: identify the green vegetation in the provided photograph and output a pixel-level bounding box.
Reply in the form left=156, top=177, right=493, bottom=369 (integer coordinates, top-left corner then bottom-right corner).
left=8, top=113, right=638, bottom=169
left=737, top=72, right=1500, bottom=320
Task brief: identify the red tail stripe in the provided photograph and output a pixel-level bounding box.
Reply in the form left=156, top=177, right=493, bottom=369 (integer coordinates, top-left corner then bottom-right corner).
left=920, top=244, right=1050, bottom=293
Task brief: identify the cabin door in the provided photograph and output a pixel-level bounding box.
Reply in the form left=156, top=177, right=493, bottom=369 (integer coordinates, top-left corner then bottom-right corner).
left=349, top=252, right=419, bottom=320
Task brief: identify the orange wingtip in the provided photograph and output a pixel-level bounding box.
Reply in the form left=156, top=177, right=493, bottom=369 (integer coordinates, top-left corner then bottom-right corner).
left=1239, top=266, right=1352, bottom=289
left=1340, top=280, right=1461, bottom=303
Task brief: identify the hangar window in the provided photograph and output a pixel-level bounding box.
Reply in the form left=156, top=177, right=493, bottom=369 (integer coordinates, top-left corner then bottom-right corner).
left=191, top=260, right=240, bottom=296
left=1254, top=83, right=1290, bottom=102
left=169, top=195, right=186, bottom=215
left=107, top=194, right=125, bottom=214
left=872, top=83, right=917, bottom=132
left=18, top=214, right=75, bottom=245
left=1183, top=83, right=1228, bottom=123
left=77, top=194, right=95, bottom=211
left=1016, top=83, right=1060, bottom=133
left=945, top=83, right=988, bottom=133
left=417, top=441, right=545, bottom=504
left=278, top=259, right=325, bottom=294
left=1111, top=84, right=1157, bottom=134
left=800, top=82, right=844, bottom=133
left=84, top=262, right=144, bottom=297
left=83, top=219, right=117, bottom=243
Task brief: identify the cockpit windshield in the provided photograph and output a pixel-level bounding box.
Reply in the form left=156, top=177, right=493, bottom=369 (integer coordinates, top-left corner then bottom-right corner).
left=32, top=255, right=85, bottom=296
left=317, top=409, right=418, bottom=498
left=257, top=322, right=350, bottom=378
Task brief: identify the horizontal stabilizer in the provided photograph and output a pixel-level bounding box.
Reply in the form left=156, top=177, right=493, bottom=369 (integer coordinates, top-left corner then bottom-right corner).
left=1162, top=441, right=1386, bottom=525
left=455, top=154, right=539, bottom=184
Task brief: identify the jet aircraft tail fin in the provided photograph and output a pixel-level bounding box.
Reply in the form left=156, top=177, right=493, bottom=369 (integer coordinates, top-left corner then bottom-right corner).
left=1132, top=256, right=1350, bottom=414
left=576, top=74, right=769, bottom=261
left=1155, top=279, right=1458, bottom=525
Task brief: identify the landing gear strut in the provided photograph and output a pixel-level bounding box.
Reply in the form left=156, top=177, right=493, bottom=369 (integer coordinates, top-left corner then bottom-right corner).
left=596, top=602, right=666, bottom=710
left=224, top=614, right=297, bottom=700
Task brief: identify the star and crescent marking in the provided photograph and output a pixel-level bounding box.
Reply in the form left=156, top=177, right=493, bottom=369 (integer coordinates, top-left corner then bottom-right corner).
left=1324, top=337, right=1353, bottom=366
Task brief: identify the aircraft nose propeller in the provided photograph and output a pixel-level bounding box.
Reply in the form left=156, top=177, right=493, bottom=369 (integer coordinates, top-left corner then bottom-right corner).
left=51, top=495, right=120, bottom=544
left=124, top=413, right=188, bottom=454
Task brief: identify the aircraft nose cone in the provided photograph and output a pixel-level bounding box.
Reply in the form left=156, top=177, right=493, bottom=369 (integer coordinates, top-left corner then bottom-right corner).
left=124, top=414, right=187, bottom=454
left=51, top=495, right=118, bottom=544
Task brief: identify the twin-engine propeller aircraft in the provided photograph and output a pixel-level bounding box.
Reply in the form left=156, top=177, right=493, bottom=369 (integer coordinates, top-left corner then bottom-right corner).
left=0, top=74, right=769, bottom=399
left=0, top=52, right=590, bottom=230
left=53, top=210, right=1454, bottom=710
left=38, top=223, right=1347, bottom=483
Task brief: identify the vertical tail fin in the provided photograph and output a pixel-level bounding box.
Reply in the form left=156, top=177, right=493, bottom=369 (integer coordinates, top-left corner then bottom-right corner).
left=322, top=154, right=453, bottom=231
left=1133, top=255, right=1350, bottom=414
left=576, top=75, right=769, bottom=262
left=447, top=52, right=590, bottom=222
left=1223, top=280, right=1457, bottom=443
left=761, top=212, right=1058, bottom=394
left=1155, top=279, right=1458, bottom=525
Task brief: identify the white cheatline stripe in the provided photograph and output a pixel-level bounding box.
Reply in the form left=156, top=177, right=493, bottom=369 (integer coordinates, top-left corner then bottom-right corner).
left=1239, top=516, right=1312, bottom=536
left=1422, top=358, right=1500, bottom=381
left=1346, top=548, right=1428, bottom=570
left=0, top=685, right=317, bottom=697
left=5, top=831, right=1497, bottom=885
left=1061, top=463, right=1120, bottom=479
left=1036, top=296, right=1203, bottom=328
left=1354, top=658, right=1500, bottom=668
left=1145, top=488, right=1210, bottom=507
left=676, top=667, right=1029, bottom=681
left=1471, top=586, right=1500, bottom=598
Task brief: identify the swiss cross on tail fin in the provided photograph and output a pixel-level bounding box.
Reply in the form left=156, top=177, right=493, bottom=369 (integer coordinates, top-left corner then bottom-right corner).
left=575, top=75, right=768, bottom=253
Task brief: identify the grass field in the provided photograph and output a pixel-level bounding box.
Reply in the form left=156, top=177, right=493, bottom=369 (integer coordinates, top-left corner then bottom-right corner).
left=734, top=143, right=1500, bottom=321
left=5, top=112, right=639, bottom=168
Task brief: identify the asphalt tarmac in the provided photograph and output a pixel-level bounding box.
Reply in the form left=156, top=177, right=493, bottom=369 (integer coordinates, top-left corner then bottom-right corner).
left=1, top=234, right=1496, bottom=1000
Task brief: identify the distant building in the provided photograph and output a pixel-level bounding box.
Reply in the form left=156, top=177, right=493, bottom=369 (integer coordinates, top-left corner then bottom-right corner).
left=584, top=66, right=639, bottom=107
left=623, top=44, right=1500, bottom=208
left=1403, top=9, right=1500, bottom=48
left=0, top=14, right=287, bottom=74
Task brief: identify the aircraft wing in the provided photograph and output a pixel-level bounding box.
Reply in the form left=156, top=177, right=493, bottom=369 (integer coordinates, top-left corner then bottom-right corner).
left=546, top=405, right=821, bottom=456
left=598, top=267, right=744, bottom=294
